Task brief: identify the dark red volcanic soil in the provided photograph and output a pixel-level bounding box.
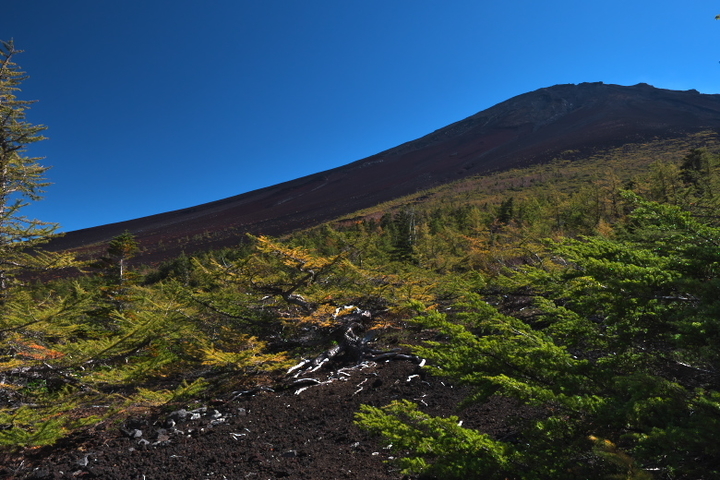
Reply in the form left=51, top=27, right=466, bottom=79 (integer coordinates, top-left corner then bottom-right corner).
left=3, top=360, right=532, bottom=480
left=47, top=82, right=720, bottom=264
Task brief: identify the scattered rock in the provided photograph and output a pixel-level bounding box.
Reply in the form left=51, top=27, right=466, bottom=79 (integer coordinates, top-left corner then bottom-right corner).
left=168, top=408, right=189, bottom=421
left=8, top=359, right=531, bottom=480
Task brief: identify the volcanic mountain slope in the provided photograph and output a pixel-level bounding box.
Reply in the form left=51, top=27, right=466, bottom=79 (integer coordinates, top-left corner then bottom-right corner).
left=48, top=82, right=720, bottom=263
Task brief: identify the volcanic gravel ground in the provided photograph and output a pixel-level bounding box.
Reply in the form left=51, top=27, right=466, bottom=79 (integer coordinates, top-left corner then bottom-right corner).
left=5, top=360, right=526, bottom=480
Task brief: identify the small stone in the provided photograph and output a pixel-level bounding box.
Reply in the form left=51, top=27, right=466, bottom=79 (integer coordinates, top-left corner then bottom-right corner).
left=29, top=467, right=50, bottom=479
left=169, top=409, right=189, bottom=421
left=281, top=450, right=298, bottom=458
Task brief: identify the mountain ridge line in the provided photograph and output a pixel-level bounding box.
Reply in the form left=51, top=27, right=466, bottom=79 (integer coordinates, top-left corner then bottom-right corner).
left=47, top=82, right=720, bottom=263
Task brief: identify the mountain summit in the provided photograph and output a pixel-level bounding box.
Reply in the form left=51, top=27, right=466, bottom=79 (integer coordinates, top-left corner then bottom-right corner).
left=49, top=83, right=720, bottom=262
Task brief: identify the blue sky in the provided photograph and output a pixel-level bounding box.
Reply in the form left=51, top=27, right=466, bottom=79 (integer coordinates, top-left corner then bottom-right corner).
left=2, top=1, right=719, bottom=232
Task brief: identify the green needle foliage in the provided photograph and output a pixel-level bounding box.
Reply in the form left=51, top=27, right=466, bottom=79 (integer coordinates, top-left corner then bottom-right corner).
left=356, top=194, right=720, bottom=479
left=356, top=399, right=512, bottom=478
left=0, top=40, right=75, bottom=296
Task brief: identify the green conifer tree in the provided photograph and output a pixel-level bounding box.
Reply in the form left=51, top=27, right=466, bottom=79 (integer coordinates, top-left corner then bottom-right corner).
left=357, top=196, right=720, bottom=479
left=101, top=230, right=140, bottom=284
left=0, top=40, right=72, bottom=297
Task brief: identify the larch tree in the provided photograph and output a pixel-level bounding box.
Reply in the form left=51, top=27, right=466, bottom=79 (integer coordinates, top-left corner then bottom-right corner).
left=103, top=230, right=140, bottom=284
left=0, top=40, right=72, bottom=296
